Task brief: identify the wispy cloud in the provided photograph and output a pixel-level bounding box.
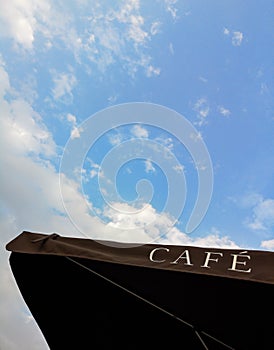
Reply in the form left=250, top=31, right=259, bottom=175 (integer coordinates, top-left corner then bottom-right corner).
left=154, top=136, right=174, bottom=151
left=144, top=159, right=156, bottom=173
left=82, top=0, right=162, bottom=76
left=169, top=42, right=174, bottom=55
left=164, top=0, right=179, bottom=21
left=199, top=76, right=208, bottom=83
left=146, top=64, right=161, bottom=77
left=0, top=0, right=44, bottom=49
left=158, top=225, right=239, bottom=248
left=246, top=197, right=274, bottom=231
left=66, top=113, right=83, bottom=140
left=102, top=201, right=239, bottom=248
left=173, top=164, right=184, bottom=173
left=107, top=124, right=157, bottom=148
left=0, top=65, right=55, bottom=158
left=51, top=68, right=77, bottom=103
left=0, top=0, right=168, bottom=78
left=232, top=31, right=244, bottom=46
left=261, top=239, right=274, bottom=250
left=218, top=106, right=231, bottom=117
left=0, top=61, right=88, bottom=350
left=193, top=97, right=210, bottom=126
left=150, top=21, right=161, bottom=35
left=108, top=130, right=124, bottom=146
left=237, top=193, right=274, bottom=232
left=223, top=27, right=230, bottom=36
left=107, top=94, right=118, bottom=104
left=0, top=54, right=242, bottom=347
left=131, top=124, right=149, bottom=138
left=223, top=27, right=244, bottom=46
left=190, top=131, right=203, bottom=143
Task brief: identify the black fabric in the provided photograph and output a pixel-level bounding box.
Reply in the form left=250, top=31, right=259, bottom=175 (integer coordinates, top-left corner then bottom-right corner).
left=7, top=231, right=274, bottom=284
left=10, top=252, right=274, bottom=349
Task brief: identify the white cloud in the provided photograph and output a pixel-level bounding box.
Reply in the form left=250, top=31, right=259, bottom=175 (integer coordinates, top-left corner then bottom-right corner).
left=193, top=98, right=210, bottom=126
left=107, top=94, right=118, bottom=104
left=67, top=113, right=77, bottom=124
left=261, top=239, right=274, bottom=250
left=131, top=124, right=149, bottom=138
left=0, top=61, right=240, bottom=344
left=51, top=69, right=77, bottom=102
left=0, top=0, right=53, bottom=50
left=90, top=169, right=98, bottom=179
left=0, top=0, right=36, bottom=49
left=199, top=76, right=208, bottom=83
left=96, top=202, right=166, bottom=242
left=232, top=31, right=244, bottom=46
left=218, top=106, right=231, bottom=117
left=150, top=21, right=161, bottom=35
left=260, top=82, right=270, bottom=96
left=85, top=159, right=100, bottom=180
left=144, top=159, right=156, bottom=173
left=164, top=137, right=174, bottom=150
left=223, top=28, right=244, bottom=46
left=66, top=113, right=83, bottom=139
left=239, top=193, right=274, bottom=231
left=238, top=192, right=262, bottom=208
left=0, top=66, right=55, bottom=158
left=0, top=57, right=10, bottom=94
left=0, top=62, right=105, bottom=350
left=199, top=108, right=209, bottom=118
left=83, top=0, right=159, bottom=76
left=70, top=126, right=83, bottom=139
left=169, top=42, right=174, bottom=55
left=146, top=64, right=161, bottom=77
left=128, top=15, right=148, bottom=43
left=247, top=198, right=274, bottom=231
left=7, top=100, right=55, bottom=156
left=108, top=131, right=124, bottom=146
left=100, top=201, right=240, bottom=249
left=173, top=164, right=184, bottom=173
left=160, top=228, right=239, bottom=249
left=155, top=136, right=174, bottom=151
left=164, top=0, right=179, bottom=20
left=190, top=131, right=203, bottom=142
left=104, top=202, right=156, bottom=230
left=0, top=1, right=167, bottom=78
left=0, top=1, right=164, bottom=90
left=156, top=226, right=237, bottom=249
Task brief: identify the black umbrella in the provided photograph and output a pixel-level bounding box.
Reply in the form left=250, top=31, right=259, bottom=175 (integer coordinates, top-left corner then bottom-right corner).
left=6, top=231, right=274, bottom=349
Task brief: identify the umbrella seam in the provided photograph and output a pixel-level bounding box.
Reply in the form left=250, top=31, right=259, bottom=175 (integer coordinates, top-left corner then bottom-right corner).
left=66, top=256, right=235, bottom=350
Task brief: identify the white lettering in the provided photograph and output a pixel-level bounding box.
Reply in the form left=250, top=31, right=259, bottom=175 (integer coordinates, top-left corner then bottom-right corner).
left=149, top=247, right=169, bottom=263
left=170, top=250, right=193, bottom=266
left=201, top=251, right=223, bottom=268
left=228, top=251, right=252, bottom=273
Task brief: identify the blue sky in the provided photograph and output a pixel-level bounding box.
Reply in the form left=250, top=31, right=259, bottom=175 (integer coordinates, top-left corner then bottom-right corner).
left=0, top=0, right=273, bottom=348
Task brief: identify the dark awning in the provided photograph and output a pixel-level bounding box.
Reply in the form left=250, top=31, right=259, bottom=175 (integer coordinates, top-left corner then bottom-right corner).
left=6, top=231, right=274, bottom=349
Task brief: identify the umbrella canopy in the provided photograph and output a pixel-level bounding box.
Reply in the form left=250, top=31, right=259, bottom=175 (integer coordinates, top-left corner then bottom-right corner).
left=6, top=231, right=274, bottom=349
